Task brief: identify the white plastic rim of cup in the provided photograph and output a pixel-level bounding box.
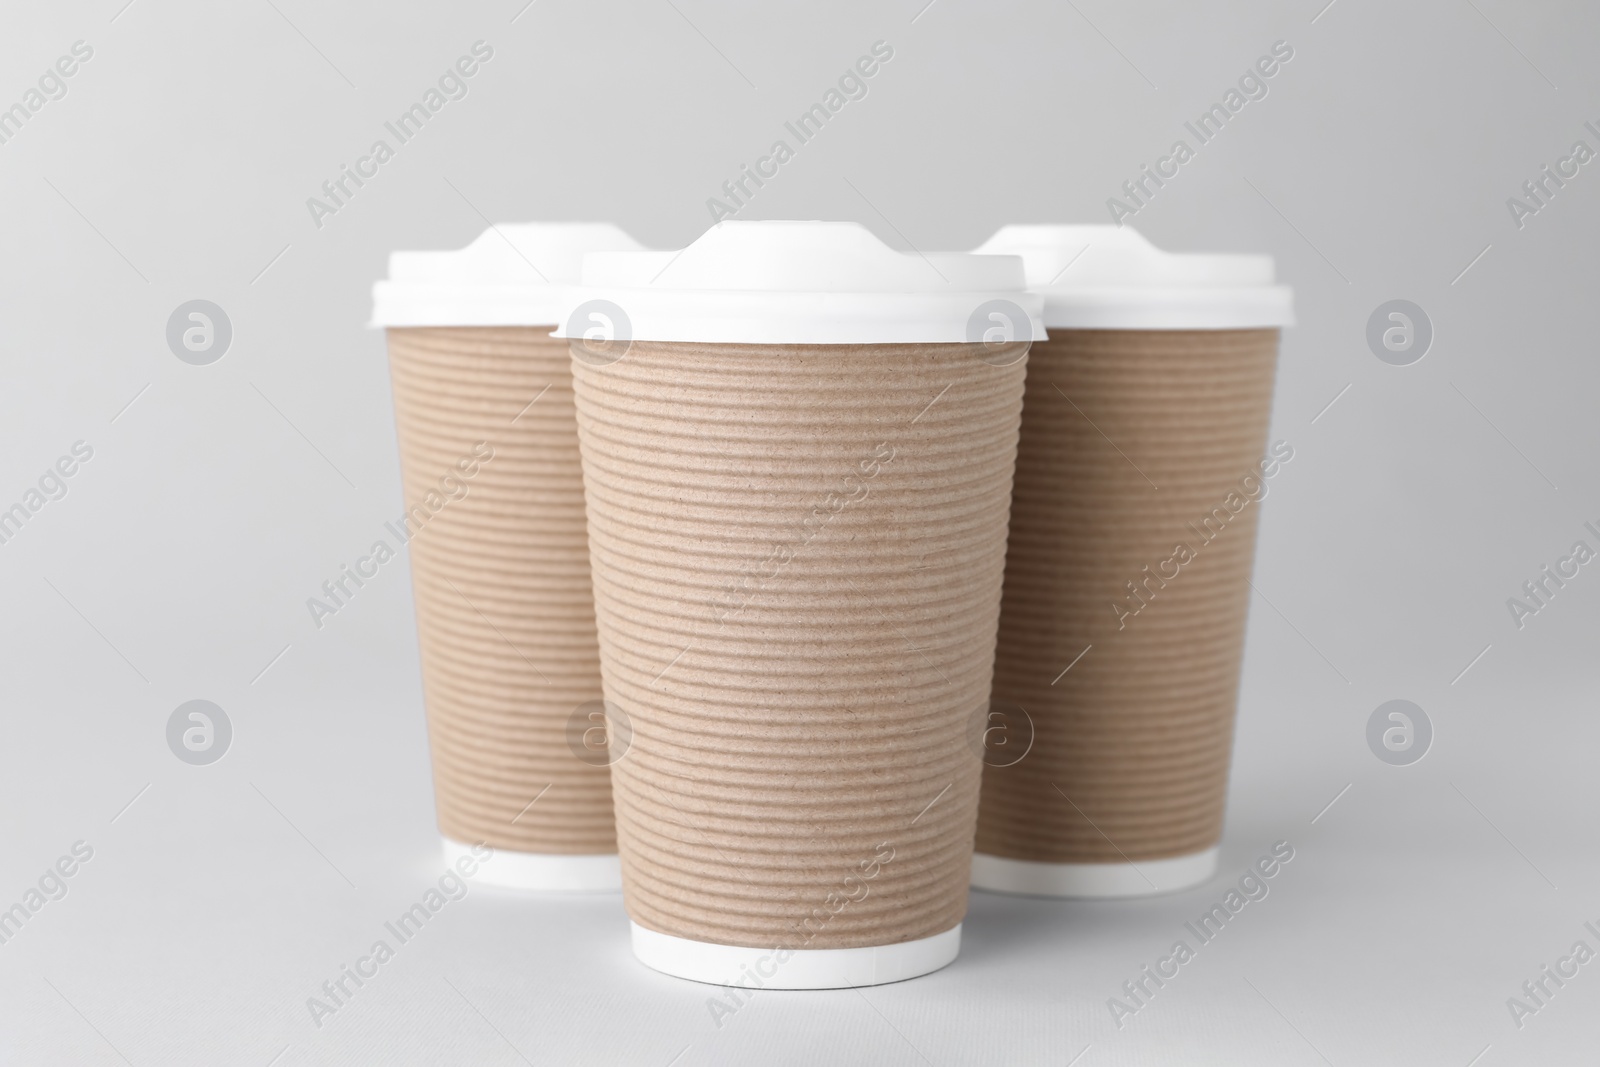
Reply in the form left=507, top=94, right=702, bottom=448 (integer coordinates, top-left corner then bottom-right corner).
left=441, top=838, right=623, bottom=893
left=973, top=224, right=1294, bottom=331
left=370, top=221, right=647, bottom=328
left=558, top=220, right=1041, bottom=987
left=970, top=848, right=1220, bottom=899
left=631, top=921, right=962, bottom=990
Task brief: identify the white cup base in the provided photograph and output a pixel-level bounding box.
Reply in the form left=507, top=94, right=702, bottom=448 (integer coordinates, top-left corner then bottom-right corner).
left=970, top=847, right=1219, bottom=899
left=630, top=921, right=961, bottom=989
left=441, top=837, right=621, bottom=892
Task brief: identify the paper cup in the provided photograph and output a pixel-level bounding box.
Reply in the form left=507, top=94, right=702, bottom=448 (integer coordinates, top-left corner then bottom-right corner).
left=560, top=221, right=1040, bottom=985
left=372, top=224, right=645, bottom=890
left=969, top=226, right=1292, bottom=898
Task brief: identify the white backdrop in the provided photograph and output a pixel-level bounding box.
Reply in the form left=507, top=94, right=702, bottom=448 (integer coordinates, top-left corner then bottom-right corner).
left=1, top=0, right=1597, bottom=1063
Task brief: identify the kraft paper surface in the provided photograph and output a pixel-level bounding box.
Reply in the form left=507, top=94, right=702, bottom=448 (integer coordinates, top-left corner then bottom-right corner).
left=387, top=326, right=615, bottom=854
left=978, top=328, right=1281, bottom=863
left=573, top=339, right=1028, bottom=949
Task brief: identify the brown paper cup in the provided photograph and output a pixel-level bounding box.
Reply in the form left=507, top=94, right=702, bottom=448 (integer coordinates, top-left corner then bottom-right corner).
left=572, top=338, right=1027, bottom=986
left=973, top=327, right=1280, bottom=897
left=386, top=326, right=619, bottom=890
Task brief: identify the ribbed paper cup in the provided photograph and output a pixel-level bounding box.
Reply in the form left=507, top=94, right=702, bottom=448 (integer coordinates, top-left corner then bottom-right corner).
left=562, top=220, right=1039, bottom=986
left=386, top=327, right=619, bottom=886
left=371, top=222, right=647, bottom=891
left=970, top=225, right=1292, bottom=898
left=975, top=327, right=1279, bottom=894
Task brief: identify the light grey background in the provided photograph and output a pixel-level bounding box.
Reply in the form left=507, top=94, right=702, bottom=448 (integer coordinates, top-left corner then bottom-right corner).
left=2, top=0, right=1597, bottom=1063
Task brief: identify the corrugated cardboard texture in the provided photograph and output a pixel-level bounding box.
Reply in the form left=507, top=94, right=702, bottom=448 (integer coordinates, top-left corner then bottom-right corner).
left=978, top=329, right=1280, bottom=863
left=572, top=340, right=1027, bottom=950
left=386, top=327, right=615, bottom=854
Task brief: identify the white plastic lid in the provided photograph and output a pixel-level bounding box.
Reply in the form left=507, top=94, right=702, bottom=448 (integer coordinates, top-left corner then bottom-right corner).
left=370, top=222, right=646, bottom=327
left=974, top=225, right=1293, bottom=329
left=555, top=220, right=1044, bottom=345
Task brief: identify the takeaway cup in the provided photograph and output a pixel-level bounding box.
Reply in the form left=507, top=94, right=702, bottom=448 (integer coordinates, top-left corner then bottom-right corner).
left=969, top=225, right=1292, bottom=898
left=558, top=220, right=1040, bottom=986
left=371, top=223, right=646, bottom=890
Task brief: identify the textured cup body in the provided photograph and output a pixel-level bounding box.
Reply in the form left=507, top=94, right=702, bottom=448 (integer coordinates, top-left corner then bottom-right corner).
left=573, top=339, right=1027, bottom=949
left=386, top=326, right=614, bottom=853
left=978, top=329, right=1280, bottom=862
